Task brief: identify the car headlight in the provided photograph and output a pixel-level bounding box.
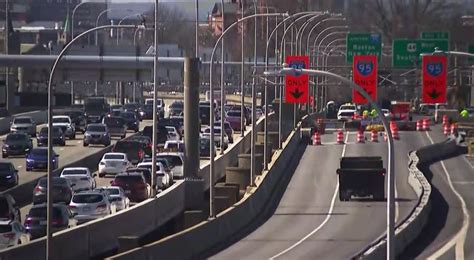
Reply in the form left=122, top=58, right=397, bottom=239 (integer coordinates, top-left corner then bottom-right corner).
left=26, top=158, right=33, bottom=162
left=84, top=133, right=91, bottom=137
left=5, top=175, right=12, bottom=179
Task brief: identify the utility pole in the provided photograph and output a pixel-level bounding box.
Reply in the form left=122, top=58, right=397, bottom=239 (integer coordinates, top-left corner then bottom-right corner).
left=5, top=0, right=10, bottom=111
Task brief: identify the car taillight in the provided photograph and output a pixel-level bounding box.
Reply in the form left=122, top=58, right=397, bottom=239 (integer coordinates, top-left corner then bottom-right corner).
left=380, top=170, right=386, bottom=176
left=135, top=182, right=146, bottom=189
left=24, top=219, right=33, bottom=226
left=69, top=205, right=77, bottom=210
left=2, top=232, right=15, bottom=239
left=96, top=203, right=107, bottom=209
left=138, top=150, right=144, bottom=159
left=34, top=186, right=41, bottom=193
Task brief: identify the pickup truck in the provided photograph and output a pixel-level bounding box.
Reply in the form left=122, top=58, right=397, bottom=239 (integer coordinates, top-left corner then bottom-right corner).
left=336, top=156, right=385, bottom=201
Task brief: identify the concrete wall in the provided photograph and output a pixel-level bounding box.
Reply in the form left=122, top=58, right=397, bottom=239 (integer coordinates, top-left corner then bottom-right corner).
left=353, top=139, right=463, bottom=259
left=107, top=118, right=302, bottom=260
left=0, top=110, right=47, bottom=135
left=0, top=181, right=185, bottom=260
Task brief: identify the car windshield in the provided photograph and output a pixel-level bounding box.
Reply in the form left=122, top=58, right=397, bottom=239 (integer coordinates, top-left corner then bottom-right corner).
left=38, top=177, right=67, bottom=187
left=115, top=175, right=144, bottom=183
left=115, top=141, right=140, bottom=150
left=28, top=206, right=62, bottom=218
left=6, top=134, right=27, bottom=142
left=157, top=155, right=183, bottom=166
left=166, top=127, right=176, bottom=132
left=66, top=111, right=82, bottom=118
left=124, top=104, right=138, bottom=109
left=204, top=128, right=221, bottom=134
left=0, top=224, right=12, bottom=233
left=0, top=163, right=12, bottom=171
left=40, top=127, right=61, bottom=135
left=166, top=143, right=178, bottom=149
left=53, top=117, right=69, bottom=123
left=104, top=117, right=124, bottom=127
left=14, top=118, right=32, bottom=124
left=144, top=104, right=153, bottom=110
left=170, top=102, right=183, bottom=109
left=130, top=136, right=149, bottom=143
left=61, top=169, right=87, bottom=175
left=340, top=105, right=356, bottom=111
left=72, top=194, right=103, bottom=204
left=227, top=111, right=240, bottom=117
left=104, top=154, right=125, bottom=160
left=121, top=112, right=135, bottom=119
left=31, top=149, right=47, bottom=156
left=87, top=125, right=106, bottom=132
left=105, top=188, right=120, bottom=195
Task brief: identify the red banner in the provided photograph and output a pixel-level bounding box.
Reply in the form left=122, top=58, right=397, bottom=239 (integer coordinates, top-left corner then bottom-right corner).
left=285, top=55, right=309, bottom=104
left=422, top=55, right=447, bottom=104
left=352, top=55, right=378, bottom=104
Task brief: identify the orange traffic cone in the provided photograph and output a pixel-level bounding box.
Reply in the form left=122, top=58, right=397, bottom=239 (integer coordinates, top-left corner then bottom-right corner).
left=336, top=129, right=344, bottom=144
left=451, top=123, right=458, bottom=135
left=423, top=118, right=430, bottom=131
left=313, top=131, right=321, bottom=145
left=443, top=123, right=450, bottom=136
left=371, top=130, right=378, bottom=142
left=416, top=120, right=423, bottom=131
left=357, top=130, right=365, bottom=143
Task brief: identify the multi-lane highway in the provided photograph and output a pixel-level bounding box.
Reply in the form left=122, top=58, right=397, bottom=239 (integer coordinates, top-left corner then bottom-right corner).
left=211, top=130, right=432, bottom=259
left=401, top=125, right=474, bottom=260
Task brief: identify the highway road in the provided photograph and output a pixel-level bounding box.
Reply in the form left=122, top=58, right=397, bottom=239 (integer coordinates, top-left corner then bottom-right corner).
left=401, top=125, right=474, bottom=259
left=211, top=130, right=430, bottom=259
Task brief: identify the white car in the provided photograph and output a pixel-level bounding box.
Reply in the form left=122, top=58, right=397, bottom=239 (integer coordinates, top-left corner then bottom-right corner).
left=136, top=162, right=170, bottom=189
left=165, top=126, right=180, bottom=141
left=98, top=153, right=131, bottom=177
left=202, top=127, right=229, bottom=150
left=157, top=152, right=184, bottom=180
left=68, top=191, right=115, bottom=224
left=52, top=115, right=76, bottom=139
left=164, top=140, right=185, bottom=152
left=337, top=104, right=357, bottom=120
left=0, top=220, right=30, bottom=249
left=94, top=186, right=130, bottom=212
left=60, top=167, right=96, bottom=192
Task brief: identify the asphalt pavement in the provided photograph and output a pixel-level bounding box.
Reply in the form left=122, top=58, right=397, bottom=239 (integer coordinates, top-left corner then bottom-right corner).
left=211, top=130, right=430, bottom=259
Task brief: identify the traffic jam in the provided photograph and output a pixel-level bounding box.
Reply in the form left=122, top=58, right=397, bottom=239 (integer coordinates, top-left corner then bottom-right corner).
left=0, top=96, right=263, bottom=246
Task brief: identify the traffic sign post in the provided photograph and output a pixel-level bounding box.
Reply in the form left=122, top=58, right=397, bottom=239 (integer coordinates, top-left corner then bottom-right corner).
left=285, top=55, right=309, bottom=104
left=421, top=31, right=450, bottom=40
left=352, top=55, right=378, bottom=104
left=393, top=39, right=449, bottom=67
left=422, top=55, right=447, bottom=104
left=346, top=32, right=382, bottom=63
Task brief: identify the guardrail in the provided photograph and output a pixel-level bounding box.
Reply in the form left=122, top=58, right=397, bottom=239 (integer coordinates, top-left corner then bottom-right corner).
left=0, top=114, right=269, bottom=259
left=107, top=117, right=303, bottom=259
left=352, top=139, right=463, bottom=259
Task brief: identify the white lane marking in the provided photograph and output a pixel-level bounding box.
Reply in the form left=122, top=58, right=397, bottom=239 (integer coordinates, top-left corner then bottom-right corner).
left=59, top=148, right=65, bottom=151
left=18, top=165, right=22, bottom=168
left=425, top=131, right=470, bottom=260
left=77, top=141, right=81, bottom=144
left=270, top=133, right=350, bottom=259
left=452, top=181, right=474, bottom=185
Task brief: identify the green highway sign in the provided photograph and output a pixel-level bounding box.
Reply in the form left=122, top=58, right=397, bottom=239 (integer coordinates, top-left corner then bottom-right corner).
left=469, top=44, right=474, bottom=64
left=392, top=39, right=449, bottom=67
left=421, top=31, right=450, bottom=40
left=346, top=32, right=382, bottom=63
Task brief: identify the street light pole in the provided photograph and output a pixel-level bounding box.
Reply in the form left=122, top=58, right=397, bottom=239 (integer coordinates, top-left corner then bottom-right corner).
left=240, top=2, right=245, bottom=137
left=208, top=12, right=286, bottom=218
left=46, top=24, right=142, bottom=260
left=151, top=0, right=159, bottom=198
left=220, top=0, right=225, bottom=155
left=250, top=0, right=258, bottom=186
left=264, top=66, right=395, bottom=260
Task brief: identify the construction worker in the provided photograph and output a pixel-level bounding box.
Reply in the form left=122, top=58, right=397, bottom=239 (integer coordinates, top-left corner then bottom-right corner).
left=460, top=108, right=469, bottom=118
left=362, top=110, right=369, bottom=119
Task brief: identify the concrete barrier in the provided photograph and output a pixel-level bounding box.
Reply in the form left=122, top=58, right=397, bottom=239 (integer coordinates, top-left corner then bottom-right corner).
left=106, top=117, right=302, bottom=260
left=0, top=181, right=185, bottom=260
left=0, top=110, right=47, bottom=135
left=352, top=139, right=463, bottom=259
left=0, top=114, right=275, bottom=259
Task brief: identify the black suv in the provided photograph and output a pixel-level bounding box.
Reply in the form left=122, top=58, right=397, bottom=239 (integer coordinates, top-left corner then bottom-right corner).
left=2, top=132, right=33, bottom=158
left=120, top=111, right=140, bottom=132
left=37, top=126, right=66, bottom=146
left=112, top=140, right=146, bottom=164
left=64, top=110, right=87, bottom=134
left=0, top=162, right=19, bottom=190
left=142, top=125, right=168, bottom=144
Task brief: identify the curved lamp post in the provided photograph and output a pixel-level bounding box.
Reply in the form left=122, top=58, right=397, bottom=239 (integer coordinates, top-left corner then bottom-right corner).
left=264, top=66, right=395, bottom=260
left=46, top=23, right=144, bottom=259
left=208, top=12, right=287, bottom=219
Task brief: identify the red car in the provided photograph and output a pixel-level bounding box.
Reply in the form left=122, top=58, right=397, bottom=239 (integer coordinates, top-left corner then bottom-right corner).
left=110, top=172, right=150, bottom=203
left=226, top=111, right=244, bottom=131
